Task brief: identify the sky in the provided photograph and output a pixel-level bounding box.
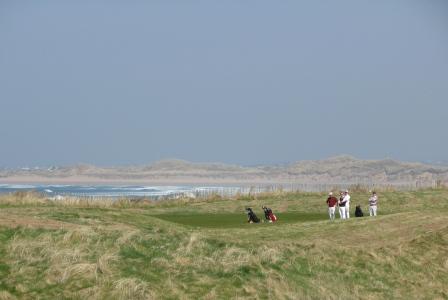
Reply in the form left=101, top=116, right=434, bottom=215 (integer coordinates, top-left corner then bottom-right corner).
left=1, top=0, right=447, bottom=167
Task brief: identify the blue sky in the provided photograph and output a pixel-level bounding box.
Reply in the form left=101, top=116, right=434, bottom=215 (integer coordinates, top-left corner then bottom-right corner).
left=1, top=0, right=447, bottom=167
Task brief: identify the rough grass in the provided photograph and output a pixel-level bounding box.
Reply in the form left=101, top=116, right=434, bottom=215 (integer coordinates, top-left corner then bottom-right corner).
left=0, top=189, right=447, bottom=299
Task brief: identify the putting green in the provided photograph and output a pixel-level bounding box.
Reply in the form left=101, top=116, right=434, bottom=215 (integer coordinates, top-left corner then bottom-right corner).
left=153, top=212, right=327, bottom=228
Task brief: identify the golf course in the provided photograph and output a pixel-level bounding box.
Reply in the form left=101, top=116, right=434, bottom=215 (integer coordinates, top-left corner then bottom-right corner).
left=0, top=189, right=447, bottom=299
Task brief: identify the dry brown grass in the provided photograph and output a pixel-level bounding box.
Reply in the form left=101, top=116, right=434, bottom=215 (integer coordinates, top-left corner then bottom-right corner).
left=113, top=278, right=153, bottom=300
left=0, top=291, right=16, bottom=300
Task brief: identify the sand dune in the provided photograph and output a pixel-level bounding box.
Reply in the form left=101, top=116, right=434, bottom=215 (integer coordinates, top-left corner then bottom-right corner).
left=1, top=156, right=447, bottom=186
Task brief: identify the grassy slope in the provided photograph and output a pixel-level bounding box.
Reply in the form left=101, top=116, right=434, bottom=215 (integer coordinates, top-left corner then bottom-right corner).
left=0, top=189, right=447, bottom=299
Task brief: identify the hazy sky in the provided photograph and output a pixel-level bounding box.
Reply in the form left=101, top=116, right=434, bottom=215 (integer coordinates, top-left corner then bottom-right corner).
left=1, top=0, right=447, bottom=167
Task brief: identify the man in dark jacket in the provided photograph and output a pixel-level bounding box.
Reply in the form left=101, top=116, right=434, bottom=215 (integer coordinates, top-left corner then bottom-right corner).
left=338, top=191, right=347, bottom=220
left=326, top=192, right=338, bottom=221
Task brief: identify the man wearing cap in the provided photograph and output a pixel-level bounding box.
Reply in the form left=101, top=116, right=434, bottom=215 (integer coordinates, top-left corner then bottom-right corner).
left=326, top=192, right=338, bottom=221
left=368, top=191, right=378, bottom=216
left=343, top=190, right=351, bottom=219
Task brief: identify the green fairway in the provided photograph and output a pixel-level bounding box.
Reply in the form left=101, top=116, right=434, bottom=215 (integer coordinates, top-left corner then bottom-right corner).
left=153, top=212, right=327, bottom=228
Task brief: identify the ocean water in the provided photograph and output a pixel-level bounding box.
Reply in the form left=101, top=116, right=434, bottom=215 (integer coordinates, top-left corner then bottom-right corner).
left=0, top=184, right=244, bottom=199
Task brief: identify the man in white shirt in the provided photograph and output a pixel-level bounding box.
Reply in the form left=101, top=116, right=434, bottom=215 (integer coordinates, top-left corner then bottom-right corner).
left=343, top=190, right=351, bottom=219
left=369, top=191, right=378, bottom=216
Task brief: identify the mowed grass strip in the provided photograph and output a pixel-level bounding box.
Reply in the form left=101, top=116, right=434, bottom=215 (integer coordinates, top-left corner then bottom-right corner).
left=152, top=212, right=327, bottom=228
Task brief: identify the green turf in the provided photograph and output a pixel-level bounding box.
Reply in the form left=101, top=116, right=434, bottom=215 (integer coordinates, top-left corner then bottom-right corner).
left=152, top=212, right=327, bottom=228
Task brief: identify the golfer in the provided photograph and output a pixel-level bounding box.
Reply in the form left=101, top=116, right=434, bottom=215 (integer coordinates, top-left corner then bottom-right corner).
left=338, top=191, right=347, bottom=220
left=343, top=190, right=351, bottom=219
left=326, top=192, right=338, bottom=221
left=369, top=191, right=378, bottom=216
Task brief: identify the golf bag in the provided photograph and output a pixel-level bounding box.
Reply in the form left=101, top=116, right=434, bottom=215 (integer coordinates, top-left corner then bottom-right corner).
left=246, top=208, right=260, bottom=223
left=355, top=205, right=364, bottom=217
left=263, top=206, right=277, bottom=222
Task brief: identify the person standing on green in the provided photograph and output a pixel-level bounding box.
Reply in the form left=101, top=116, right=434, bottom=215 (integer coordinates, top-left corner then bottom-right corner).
left=338, top=191, right=347, bottom=220
left=369, top=191, right=378, bottom=216
left=326, top=192, right=338, bottom=221
left=343, top=190, right=351, bottom=219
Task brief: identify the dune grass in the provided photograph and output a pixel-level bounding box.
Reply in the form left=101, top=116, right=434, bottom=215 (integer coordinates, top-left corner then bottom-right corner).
left=0, top=189, right=447, bottom=299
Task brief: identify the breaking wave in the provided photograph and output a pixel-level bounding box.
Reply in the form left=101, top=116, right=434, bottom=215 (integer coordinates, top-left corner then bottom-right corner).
left=0, top=184, right=243, bottom=199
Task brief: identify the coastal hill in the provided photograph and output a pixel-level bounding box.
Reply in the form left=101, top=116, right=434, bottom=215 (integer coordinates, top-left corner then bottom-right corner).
left=1, top=156, right=447, bottom=186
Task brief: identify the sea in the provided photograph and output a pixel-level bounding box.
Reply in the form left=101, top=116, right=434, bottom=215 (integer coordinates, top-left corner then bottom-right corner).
left=0, top=184, right=246, bottom=199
